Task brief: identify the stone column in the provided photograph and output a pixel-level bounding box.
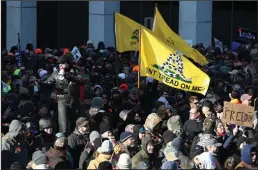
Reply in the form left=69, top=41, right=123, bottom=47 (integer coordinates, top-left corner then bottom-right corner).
left=6, top=1, right=37, bottom=50
left=89, top=1, right=120, bottom=47
left=179, top=1, right=212, bottom=47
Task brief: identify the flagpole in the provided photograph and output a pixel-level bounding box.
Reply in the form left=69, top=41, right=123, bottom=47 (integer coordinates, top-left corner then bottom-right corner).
left=113, top=12, right=119, bottom=86
left=138, top=27, right=141, bottom=89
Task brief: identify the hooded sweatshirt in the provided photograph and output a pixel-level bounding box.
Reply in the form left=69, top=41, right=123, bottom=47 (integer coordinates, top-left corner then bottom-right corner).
left=132, top=136, right=153, bottom=168
left=2, top=120, right=28, bottom=168
left=235, top=144, right=256, bottom=169
left=157, top=97, right=169, bottom=108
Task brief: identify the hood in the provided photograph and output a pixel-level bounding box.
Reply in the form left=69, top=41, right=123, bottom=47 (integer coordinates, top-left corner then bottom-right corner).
left=46, top=147, right=67, bottom=160
left=157, top=97, right=169, bottom=108
left=6, top=120, right=25, bottom=138
left=141, top=136, right=153, bottom=153
left=171, top=137, right=185, bottom=153
left=161, top=161, right=178, bottom=170
left=93, top=85, right=103, bottom=93
left=241, top=144, right=254, bottom=165
left=198, top=152, right=216, bottom=169
left=144, top=113, right=162, bottom=132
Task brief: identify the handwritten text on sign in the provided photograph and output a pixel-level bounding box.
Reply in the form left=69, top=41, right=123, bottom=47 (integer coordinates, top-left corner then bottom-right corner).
left=222, top=102, right=254, bottom=128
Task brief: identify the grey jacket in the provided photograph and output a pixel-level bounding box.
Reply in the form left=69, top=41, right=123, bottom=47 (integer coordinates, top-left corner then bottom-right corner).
left=2, top=120, right=29, bottom=168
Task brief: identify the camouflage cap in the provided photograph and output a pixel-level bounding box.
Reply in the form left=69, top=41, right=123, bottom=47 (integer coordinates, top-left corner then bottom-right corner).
left=197, top=134, right=222, bottom=147
left=144, top=113, right=162, bottom=132
left=167, top=115, right=183, bottom=136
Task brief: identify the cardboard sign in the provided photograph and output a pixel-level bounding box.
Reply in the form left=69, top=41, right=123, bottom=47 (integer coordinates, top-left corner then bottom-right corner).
left=71, top=47, right=82, bottom=61
left=222, top=102, right=254, bottom=128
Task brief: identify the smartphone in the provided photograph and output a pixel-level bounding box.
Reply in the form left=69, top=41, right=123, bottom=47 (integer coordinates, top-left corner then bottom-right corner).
left=34, top=86, right=39, bottom=92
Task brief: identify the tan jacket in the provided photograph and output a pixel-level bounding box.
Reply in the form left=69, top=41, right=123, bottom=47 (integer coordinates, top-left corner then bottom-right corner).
left=235, top=161, right=254, bottom=170
left=87, top=153, right=112, bottom=169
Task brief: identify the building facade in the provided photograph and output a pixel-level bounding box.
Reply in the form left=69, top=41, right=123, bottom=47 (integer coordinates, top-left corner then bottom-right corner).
left=1, top=1, right=258, bottom=50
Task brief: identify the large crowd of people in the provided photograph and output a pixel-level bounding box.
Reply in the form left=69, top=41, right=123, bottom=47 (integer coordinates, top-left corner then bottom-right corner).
left=1, top=40, right=258, bottom=169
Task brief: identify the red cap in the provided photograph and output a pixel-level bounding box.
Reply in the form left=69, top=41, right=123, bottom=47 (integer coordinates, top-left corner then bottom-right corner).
left=120, top=83, right=128, bottom=91
left=133, top=65, right=139, bottom=72
left=63, top=48, right=70, bottom=54
left=35, top=48, right=43, bottom=55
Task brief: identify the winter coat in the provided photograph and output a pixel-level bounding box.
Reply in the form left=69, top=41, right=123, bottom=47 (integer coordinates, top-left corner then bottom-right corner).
left=87, top=153, right=112, bottom=169
left=43, top=69, right=85, bottom=105
left=170, top=137, right=194, bottom=169
left=46, top=147, right=71, bottom=169
left=235, top=161, right=255, bottom=170
left=235, top=144, right=257, bottom=170
left=1, top=120, right=29, bottom=168
left=67, top=128, right=88, bottom=168
left=132, top=136, right=160, bottom=169
left=79, top=149, right=95, bottom=169
left=32, top=133, right=55, bottom=153
left=183, top=117, right=204, bottom=140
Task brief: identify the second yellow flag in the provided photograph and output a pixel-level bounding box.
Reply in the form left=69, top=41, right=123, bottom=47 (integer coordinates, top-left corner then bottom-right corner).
left=153, top=7, right=208, bottom=66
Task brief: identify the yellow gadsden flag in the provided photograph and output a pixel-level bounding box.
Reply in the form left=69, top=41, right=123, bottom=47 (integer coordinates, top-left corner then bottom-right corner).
left=140, top=28, right=210, bottom=95
left=153, top=7, right=208, bottom=66
left=115, top=13, right=143, bottom=52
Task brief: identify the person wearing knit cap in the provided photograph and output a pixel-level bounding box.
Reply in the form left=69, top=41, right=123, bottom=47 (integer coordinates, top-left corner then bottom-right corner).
left=93, top=85, right=103, bottom=97
left=30, top=150, right=49, bottom=169
left=100, top=121, right=116, bottom=146
left=46, top=137, right=71, bottom=169
left=87, top=140, right=113, bottom=169
left=35, top=48, right=43, bottom=55
left=120, top=132, right=136, bottom=156
left=91, top=97, right=104, bottom=110
left=38, top=69, right=48, bottom=79
left=120, top=83, right=129, bottom=91
left=32, top=118, right=55, bottom=153
left=132, top=125, right=146, bottom=152
left=79, top=131, right=102, bottom=169
left=190, top=119, right=216, bottom=156
left=67, top=117, right=90, bottom=168
left=86, top=40, right=95, bottom=49
left=42, top=51, right=86, bottom=134
left=116, top=153, right=132, bottom=169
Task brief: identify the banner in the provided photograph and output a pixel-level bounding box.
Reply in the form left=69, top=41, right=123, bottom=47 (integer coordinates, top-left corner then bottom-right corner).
left=140, top=28, right=210, bottom=95
left=71, top=46, right=81, bottom=61
left=222, top=102, right=254, bottom=128
left=232, top=28, right=257, bottom=51
left=152, top=7, right=208, bottom=66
